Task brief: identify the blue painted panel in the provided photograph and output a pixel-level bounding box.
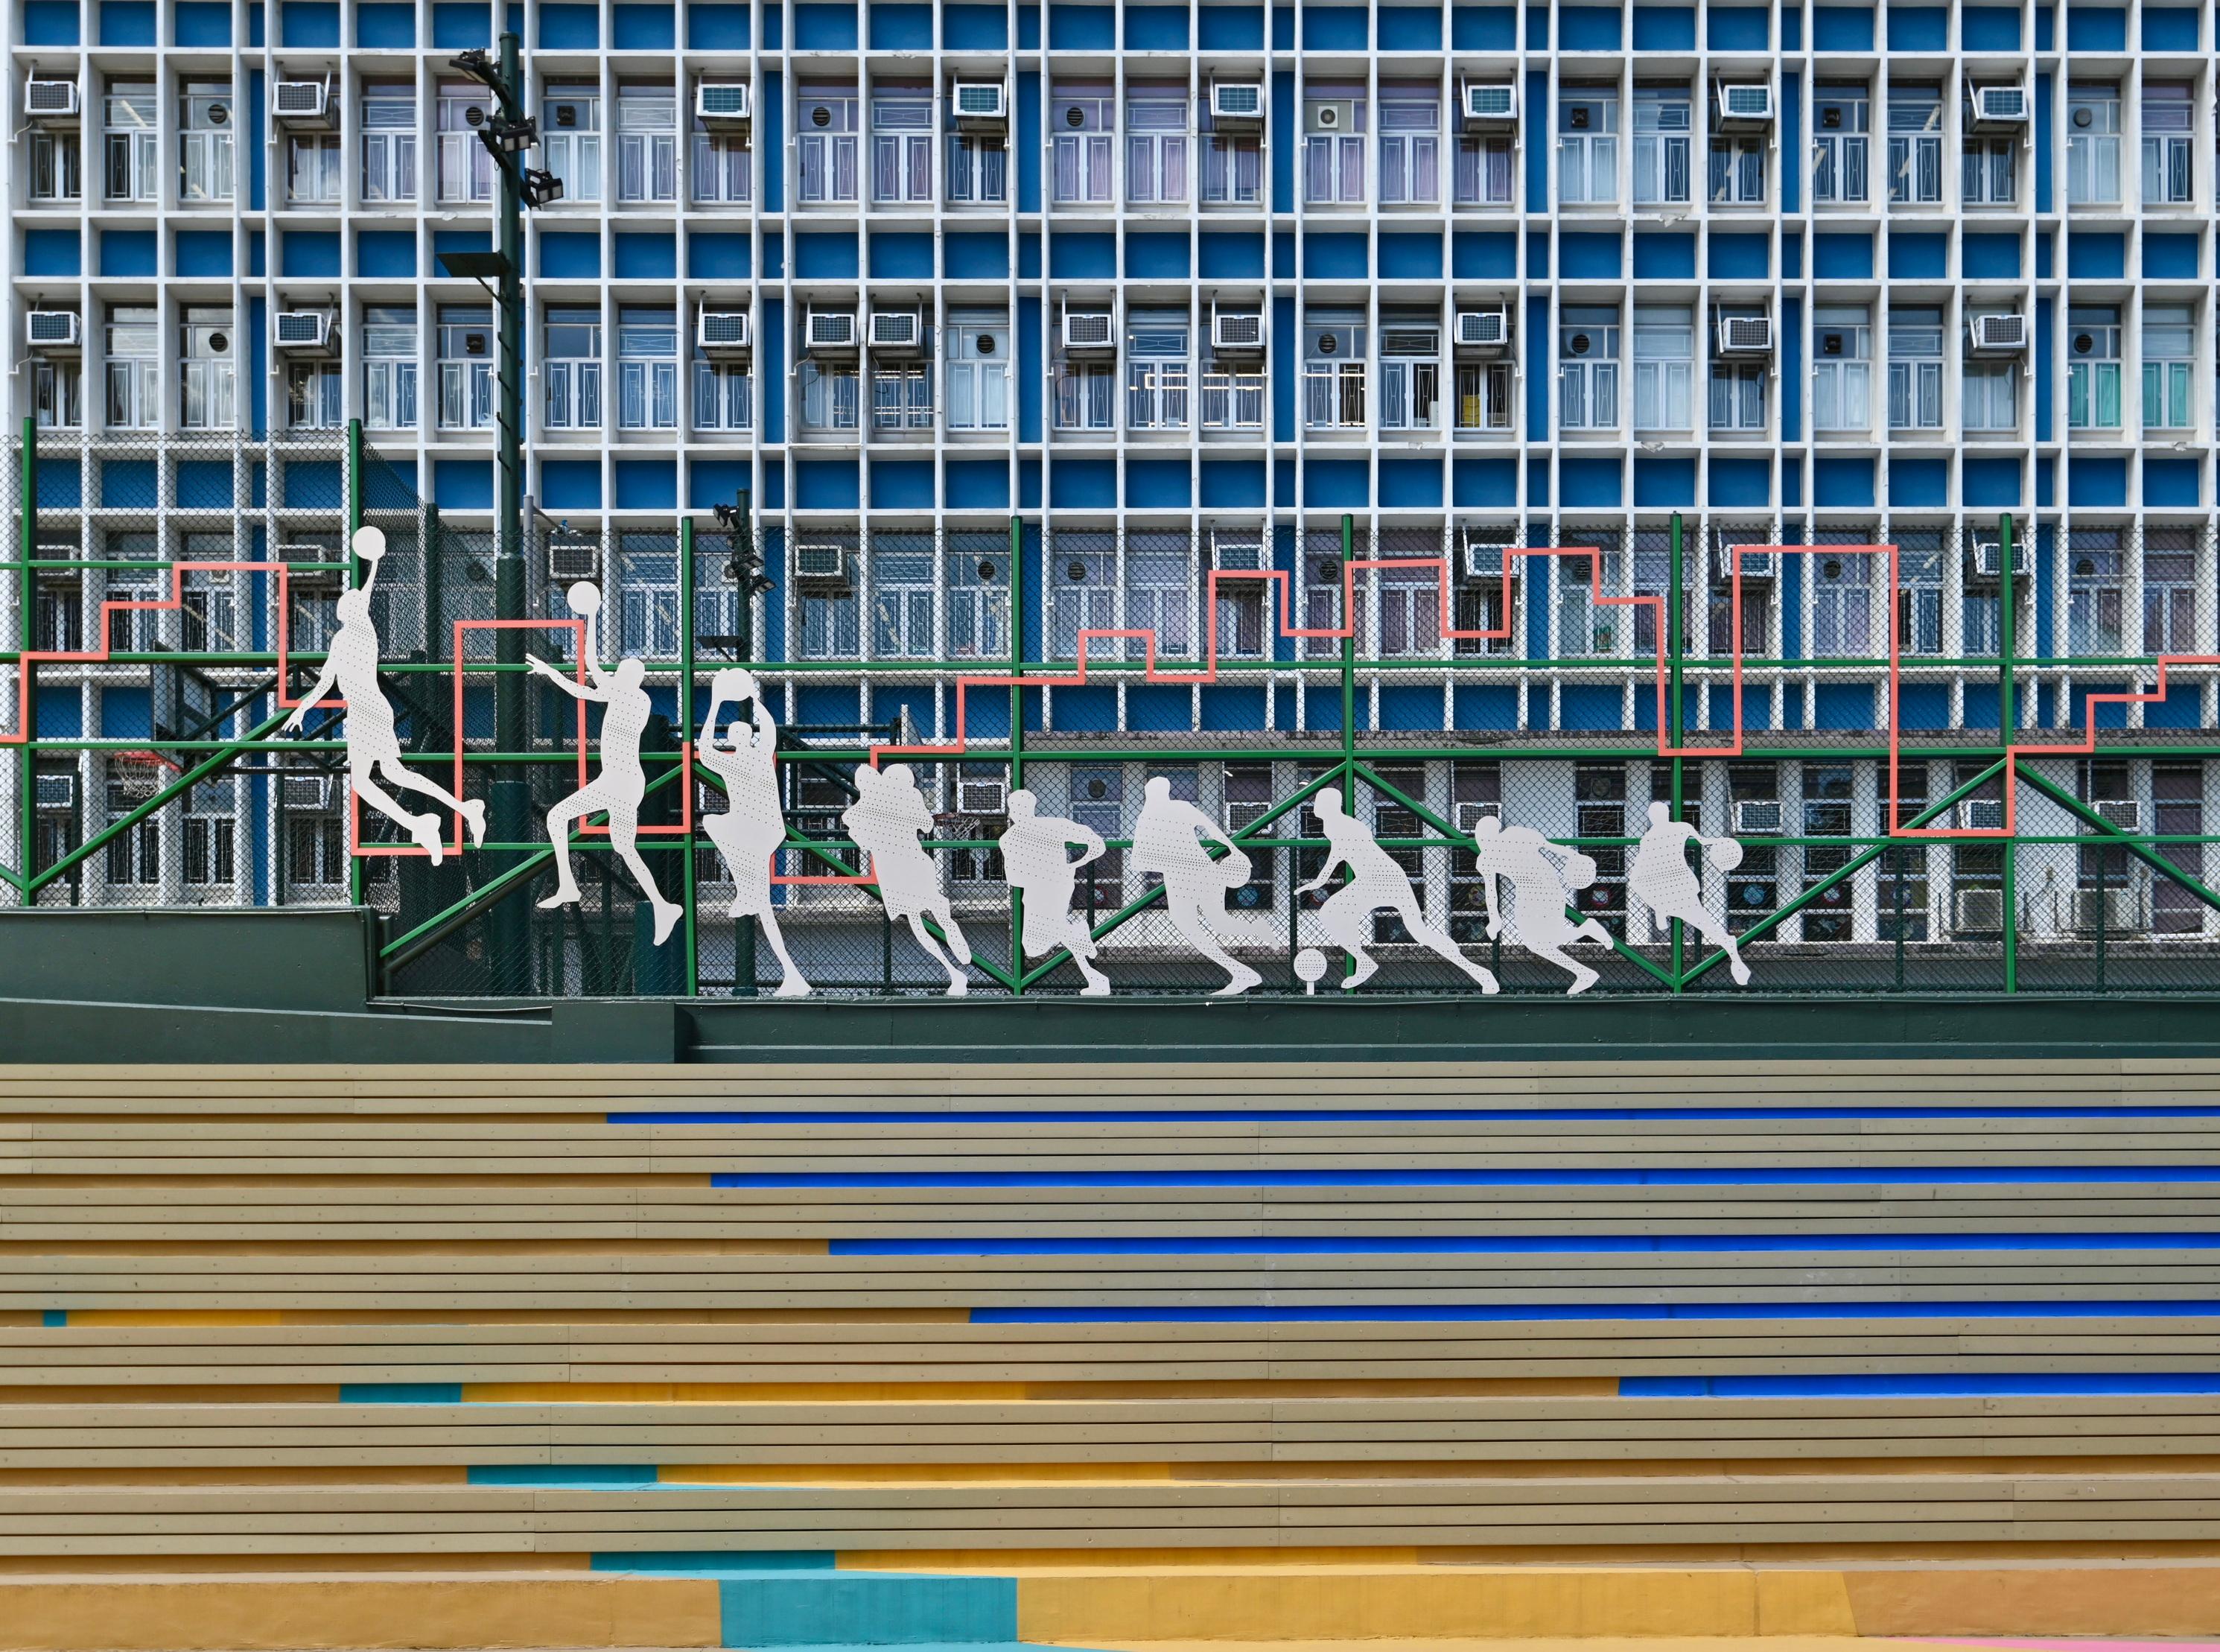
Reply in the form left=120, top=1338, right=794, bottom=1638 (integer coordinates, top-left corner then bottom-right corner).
left=1562, top=457, right=1621, bottom=508
left=1124, top=4, right=1187, bottom=45
left=686, top=233, right=748, bottom=280
left=1524, top=4, right=1549, bottom=42
left=433, top=460, right=493, bottom=511
left=795, top=1, right=859, bottom=45
left=1781, top=296, right=1801, bottom=439
left=541, top=460, right=600, bottom=510
left=276, top=230, right=334, bottom=279
left=1451, top=232, right=1517, bottom=279
left=1632, top=458, right=1694, bottom=508
left=357, top=230, right=414, bottom=277
left=277, top=0, right=337, bottom=40
left=1302, top=460, right=1368, bottom=508
left=944, top=0, right=1005, bottom=42
left=2143, top=5, right=2199, bottom=45
left=1707, top=233, right=1766, bottom=279
left=1963, top=234, right=2019, bottom=279
left=1811, top=4, right=1871, bottom=46
left=1813, top=457, right=1874, bottom=508
left=1705, top=5, right=1766, bottom=47
left=1375, top=685, right=1437, bottom=731
left=1055, top=685, right=1116, bottom=728
left=2144, top=235, right=2199, bottom=279
left=1048, top=2, right=1113, bottom=45
left=1452, top=458, right=1516, bottom=509
left=1781, top=72, right=1799, bottom=212
left=1560, top=233, right=1621, bottom=279
left=2035, top=74, right=2052, bottom=211
left=1271, top=72, right=1295, bottom=210
left=1198, top=686, right=1266, bottom=732
left=1303, top=233, right=1366, bottom=279
left=1524, top=298, right=1551, bottom=441
left=1377, top=4, right=1439, bottom=47
left=795, top=460, right=861, bottom=511
left=1631, top=5, right=1693, bottom=47
left=2068, top=456, right=2128, bottom=507
left=1051, top=459, right=1115, bottom=509
left=2145, top=459, right=2201, bottom=508
left=1813, top=233, right=1872, bottom=279
left=1200, top=4, right=1263, bottom=46
left=1559, top=685, right=1621, bottom=731
left=871, top=461, right=932, bottom=509
left=24, top=229, right=79, bottom=276
left=1018, top=297, right=1043, bottom=441
left=795, top=233, right=859, bottom=279
left=1559, top=4, right=1620, bottom=46
left=1453, top=685, right=1518, bottom=729
left=1524, top=72, right=1549, bottom=205
left=1378, top=234, right=1440, bottom=279
left=23, top=0, right=79, bottom=42
left=1964, top=458, right=2020, bottom=509
left=1889, top=459, right=1947, bottom=507
left=1708, top=459, right=1769, bottom=509
left=1888, top=233, right=1946, bottom=279
left=868, top=232, right=932, bottom=279
left=539, top=232, right=600, bottom=279
left=1198, top=232, right=1265, bottom=279
left=761, top=72, right=783, bottom=212
left=1380, top=459, right=1442, bottom=509
left=614, top=460, right=675, bottom=510
left=176, top=0, right=232, bottom=42
left=100, top=231, right=157, bottom=277
left=687, top=1, right=748, bottom=45
left=2067, top=233, right=2124, bottom=279
left=1302, top=4, right=1365, bottom=45
left=688, top=459, right=752, bottom=511
left=430, top=1, right=489, bottom=43
left=1126, top=234, right=1189, bottom=279
left=612, top=3, right=672, bottom=45
left=1200, top=460, right=1265, bottom=509
left=1962, top=4, right=2020, bottom=45
left=943, top=233, right=1006, bottom=280
left=1886, top=4, right=1946, bottom=48
left=2065, top=4, right=2125, bottom=47
left=1125, top=459, right=1191, bottom=509
left=101, top=0, right=157, bottom=39
left=947, top=461, right=1008, bottom=510
left=1049, top=233, right=1115, bottom=278
left=1016, top=72, right=1040, bottom=211
left=1450, top=2, right=1515, bottom=45
left=869, top=1, right=932, bottom=45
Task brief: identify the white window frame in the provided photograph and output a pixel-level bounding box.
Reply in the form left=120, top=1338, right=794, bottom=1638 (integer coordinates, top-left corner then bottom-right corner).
left=617, top=88, right=678, bottom=204
left=542, top=89, right=603, bottom=204
left=871, top=87, right=934, bottom=204
left=360, top=89, right=416, bottom=203
left=1125, top=89, right=1190, bottom=205
left=1557, top=91, right=1620, bottom=205
left=1633, top=87, right=1691, bottom=206
left=945, top=313, right=1011, bottom=432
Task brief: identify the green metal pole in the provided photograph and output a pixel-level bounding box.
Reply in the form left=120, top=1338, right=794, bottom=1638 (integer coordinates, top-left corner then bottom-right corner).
left=346, top=419, right=366, bottom=907
left=733, top=486, right=757, bottom=996
left=1999, top=512, right=2017, bottom=994
left=1668, top=511, right=1685, bottom=991
left=488, top=28, right=529, bottom=973
left=1340, top=513, right=1356, bottom=985
left=16, top=419, right=36, bottom=903
left=680, top=516, right=699, bottom=997
left=1008, top=514, right=1025, bottom=995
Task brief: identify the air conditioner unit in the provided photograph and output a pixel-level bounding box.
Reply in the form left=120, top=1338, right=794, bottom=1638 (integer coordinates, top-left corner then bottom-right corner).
left=698, top=310, right=751, bottom=354
left=1454, top=308, right=1510, bottom=354
left=1956, top=799, right=2006, bottom=830
left=281, top=775, right=334, bottom=812
left=1955, top=888, right=2005, bottom=932
left=793, top=542, right=848, bottom=582
left=1970, top=313, right=2026, bottom=354
left=696, top=82, right=751, bottom=126
left=276, top=541, right=340, bottom=564
left=1211, top=530, right=1268, bottom=571
left=1306, top=100, right=1356, bottom=134
left=955, top=775, right=1009, bottom=816
left=25, top=77, right=79, bottom=122
left=1209, top=82, right=1265, bottom=126
left=1461, top=536, right=1511, bottom=579
left=952, top=80, right=1007, bottom=127
left=26, top=311, right=81, bottom=352
left=34, top=772, right=76, bottom=811
left=1453, top=801, right=1501, bottom=836
left=1226, top=800, right=1273, bottom=836
left=2072, top=887, right=2143, bottom=933
left=1212, top=311, right=1265, bottom=353
left=2093, top=798, right=2142, bottom=833
left=273, top=311, right=334, bottom=352
left=1715, top=83, right=1774, bottom=127
left=1970, top=83, right=2029, bottom=130
left=1717, top=544, right=1781, bottom=580
left=1733, top=799, right=1782, bottom=835
left=1460, top=82, right=1517, bottom=127
left=806, top=308, right=859, bottom=353
left=868, top=309, right=924, bottom=353
left=272, top=80, right=331, bottom=125
left=547, top=537, right=599, bottom=581
left=1969, top=537, right=2033, bottom=579
left=1718, top=314, right=1772, bottom=355
left=1062, top=311, right=1115, bottom=353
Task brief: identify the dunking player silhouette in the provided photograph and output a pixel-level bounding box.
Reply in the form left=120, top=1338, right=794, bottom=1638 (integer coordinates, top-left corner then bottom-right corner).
left=696, top=667, right=811, bottom=995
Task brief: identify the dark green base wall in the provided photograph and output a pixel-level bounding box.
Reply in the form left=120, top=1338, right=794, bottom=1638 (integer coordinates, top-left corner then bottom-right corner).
left=4, top=906, right=2218, bottom=1064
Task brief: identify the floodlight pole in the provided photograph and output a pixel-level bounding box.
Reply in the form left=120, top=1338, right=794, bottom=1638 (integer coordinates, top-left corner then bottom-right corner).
left=490, top=30, right=529, bottom=969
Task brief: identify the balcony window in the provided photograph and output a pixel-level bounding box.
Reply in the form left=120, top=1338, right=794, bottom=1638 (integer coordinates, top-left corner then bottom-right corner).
left=794, top=541, right=859, bottom=657
left=437, top=306, right=494, bottom=431
left=1633, top=84, right=1691, bottom=205
left=104, top=83, right=156, bottom=201
left=1559, top=305, right=1621, bottom=431
left=542, top=307, right=602, bottom=430
left=871, top=83, right=934, bottom=203
left=1051, top=83, right=1114, bottom=204
left=617, top=84, right=677, bottom=203
left=1811, top=83, right=1868, bottom=203
left=179, top=82, right=234, bottom=202
left=1811, top=305, right=1872, bottom=431
left=1886, top=305, right=1943, bottom=430
left=1126, top=83, right=1189, bottom=203
left=1454, top=132, right=1513, bottom=205
left=797, top=85, right=860, bottom=203
left=438, top=84, right=495, bottom=202
left=364, top=307, right=419, bottom=431
left=1895, top=533, right=1944, bottom=655
left=1809, top=551, right=1873, bottom=656
left=2145, top=531, right=2200, bottom=653
left=946, top=311, right=1010, bottom=432
left=2067, top=83, right=2122, bottom=205
left=1303, top=313, right=1367, bottom=431
left=946, top=96, right=1006, bottom=204
left=541, top=87, right=600, bottom=203
left=2067, top=531, right=2125, bottom=656
left=2144, top=83, right=2195, bottom=205
left=1708, top=134, right=1763, bottom=205
left=1555, top=533, right=1623, bottom=657
left=1962, top=100, right=2015, bottom=206
left=1632, top=304, right=1693, bottom=432
left=1962, top=361, right=2017, bottom=432
left=361, top=85, right=416, bottom=202
left=619, top=542, right=679, bottom=659
left=1049, top=538, right=1117, bottom=658
left=1708, top=359, right=1766, bottom=432
left=1886, top=84, right=1941, bottom=204
left=1378, top=558, right=1443, bottom=655
left=801, top=360, right=860, bottom=432
left=1125, top=536, right=1196, bottom=659
left=33, top=355, right=81, bottom=430
left=287, top=133, right=341, bottom=202
left=1054, top=346, right=1115, bottom=431
left=1303, top=83, right=1367, bottom=204
left=691, top=350, right=751, bottom=432
left=29, top=127, right=80, bottom=200
left=179, top=308, right=235, bottom=431
left=2143, top=305, right=2195, bottom=431
left=617, top=306, right=678, bottom=431
left=104, top=306, right=159, bottom=429
left=692, top=98, right=751, bottom=203
left=870, top=534, right=936, bottom=658
left=1557, top=87, right=1618, bottom=204
left=947, top=542, right=1009, bottom=659
left=1378, top=318, right=1440, bottom=433
left=1126, top=311, right=1191, bottom=431
left=1201, top=356, right=1265, bottom=428
left=287, top=360, right=343, bottom=429
left=871, top=360, right=933, bottom=431
left=1201, top=96, right=1262, bottom=204
left=1454, top=362, right=1513, bottom=433
left=1378, top=82, right=1440, bottom=205
left=2067, top=306, right=2122, bottom=429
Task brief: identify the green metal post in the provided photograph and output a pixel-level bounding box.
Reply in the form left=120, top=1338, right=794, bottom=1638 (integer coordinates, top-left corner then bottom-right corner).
left=732, top=486, right=757, bottom=995
left=346, top=419, right=366, bottom=907
left=1668, top=512, right=1685, bottom=990
left=1999, top=512, right=2017, bottom=993
left=680, top=517, right=699, bottom=997
left=16, top=419, right=35, bottom=903
left=488, top=28, right=529, bottom=971
left=1340, top=514, right=1357, bottom=983
left=1008, top=514, right=1025, bottom=995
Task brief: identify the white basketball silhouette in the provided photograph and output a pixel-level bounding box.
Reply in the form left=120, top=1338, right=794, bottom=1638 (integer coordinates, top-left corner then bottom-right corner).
left=352, top=525, right=387, bottom=563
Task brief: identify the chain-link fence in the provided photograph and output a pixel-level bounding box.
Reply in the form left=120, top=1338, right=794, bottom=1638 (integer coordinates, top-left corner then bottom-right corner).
left=8, top=434, right=2219, bottom=997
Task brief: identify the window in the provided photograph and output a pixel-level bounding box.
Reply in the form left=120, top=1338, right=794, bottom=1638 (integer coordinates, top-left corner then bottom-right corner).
left=946, top=312, right=1010, bottom=432
left=104, top=82, right=157, bottom=201
left=1559, top=305, right=1621, bottom=431
left=619, top=542, right=680, bottom=659
left=542, top=307, right=601, bottom=430
left=871, top=358, right=933, bottom=431
left=185, top=782, right=237, bottom=889
left=692, top=95, right=751, bottom=204
left=1895, top=532, right=1944, bottom=655
left=106, top=778, right=160, bottom=886
left=104, top=305, right=159, bottom=428
left=179, top=543, right=239, bottom=652
left=1633, top=84, right=1691, bottom=206
left=364, top=307, right=419, bottom=431
left=1962, top=133, right=2014, bottom=204
left=1709, top=359, right=1766, bottom=431
left=1809, top=551, right=1872, bottom=655
left=1125, top=536, right=1196, bottom=659
left=1378, top=319, right=1440, bottom=432
left=871, top=82, right=934, bottom=203
left=1559, top=87, right=1619, bottom=203
left=870, top=534, right=937, bottom=658
left=179, top=81, right=234, bottom=202
left=179, top=307, right=235, bottom=430
left=287, top=133, right=341, bottom=201
left=287, top=359, right=342, bottom=429
left=1812, top=305, right=1872, bottom=432
left=437, top=305, right=494, bottom=430
left=1453, top=541, right=1516, bottom=654
left=1556, top=533, right=1623, bottom=656
left=1127, top=310, right=1191, bottom=431
left=2144, top=83, right=2194, bottom=205
left=1049, top=536, right=1117, bottom=658
left=1052, top=83, right=1114, bottom=204
left=30, top=128, right=80, bottom=200
left=801, top=358, right=861, bottom=432
left=438, top=83, right=495, bottom=201
left=617, top=306, right=678, bottom=431
left=2145, top=529, right=2200, bottom=654
left=542, top=87, right=601, bottom=203
left=1377, top=557, right=1443, bottom=655
left=2067, top=305, right=2122, bottom=430
left=35, top=579, right=83, bottom=653
left=1706, top=525, right=1774, bottom=655
left=1054, top=340, right=1115, bottom=431
left=33, top=354, right=81, bottom=430
left=1303, top=312, right=1367, bottom=430
left=1201, top=95, right=1262, bottom=204
left=1708, top=133, right=1764, bottom=204
left=691, top=343, right=751, bottom=432
left=1886, top=305, right=1943, bottom=430
left=1454, top=131, right=1513, bottom=205
left=1455, top=361, right=1514, bottom=433
left=360, top=83, right=416, bottom=202
left=290, top=813, right=348, bottom=888
left=1303, top=83, right=1367, bottom=204
left=1212, top=531, right=1269, bottom=658
left=2067, top=82, right=2122, bottom=205
left=1962, top=361, right=2017, bottom=432
left=617, top=84, right=677, bottom=203
left=1201, top=354, right=1265, bottom=428
left=794, top=537, right=859, bottom=658
left=1378, top=82, right=1439, bottom=205
left=797, top=85, right=860, bottom=203
left=946, top=95, right=1006, bottom=204
left=1126, top=83, right=1189, bottom=203
left=2067, top=530, right=2125, bottom=656
left=1811, top=82, right=1868, bottom=203
left=1300, top=531, right=1346, bottom=658
left=1632, top=304, right=1693, bottom=431
left=1886, top=84, right=1941, bottom=204
left=2143, top=305, right=2195, bottom=431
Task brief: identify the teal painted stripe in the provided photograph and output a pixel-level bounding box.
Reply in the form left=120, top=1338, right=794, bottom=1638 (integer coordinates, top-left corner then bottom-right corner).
left=720, top=1572, right=1019, bottom=1648
left=340, top=1382, right=462, bottom=1402
left=469, top=1465, right=659, bottom=1487
left=592, top=1552, right=839, bottom=1574
left=41, top=1310, right=66, bottom=1327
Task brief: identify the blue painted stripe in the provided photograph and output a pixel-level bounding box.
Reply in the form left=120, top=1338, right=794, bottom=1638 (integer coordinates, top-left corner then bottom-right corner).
left=1625, top=1373, right=2220, bottom=1397
left=970, top=1300, right=2220, bottom=1324
left=469, top=1465, right=660, bottom=1487
left=340, top=1383, right=464, bottom=1403
left=716, top=1166, right=2220, bottom=1189
left=591, top=1551, right=839, bottom=1573
left=40, top=1310, right=66, bottom=1327
left=618, top=1103, right=2220, bottom=1125
left=833, top=1231, right=2220, bottom=1257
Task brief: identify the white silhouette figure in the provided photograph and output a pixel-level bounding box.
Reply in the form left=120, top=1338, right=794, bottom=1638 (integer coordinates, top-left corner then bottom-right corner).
left=999, top=788, right=1111, bottom=997
left=1631, top=800, right=1752, bottom=985
left=696, top=667, right=810, bottom=997
left=527, top=581, right=681, bottom=947
left=1471, top=813, right=1615, bottom=995
left=1296, top=790, right=1499, bottom=994
left=282, top=526, right=486, bottom=866
left=1132, top=775, right=1260, bottom=997
left=845, top=762, right=973, bottom=995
